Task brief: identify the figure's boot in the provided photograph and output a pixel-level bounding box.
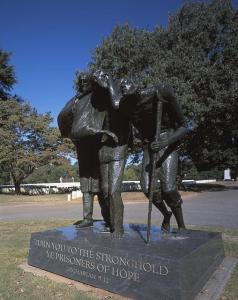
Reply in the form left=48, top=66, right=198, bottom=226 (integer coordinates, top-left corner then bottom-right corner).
left=153, top=192, right=172, bottom=232
left=74, top=193, right=93, bottom=227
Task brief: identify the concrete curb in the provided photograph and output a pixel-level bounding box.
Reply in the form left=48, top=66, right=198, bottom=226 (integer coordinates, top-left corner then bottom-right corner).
left=195, top=257, right=237, bottom=300
left=20, top=262, right=129, bottom=299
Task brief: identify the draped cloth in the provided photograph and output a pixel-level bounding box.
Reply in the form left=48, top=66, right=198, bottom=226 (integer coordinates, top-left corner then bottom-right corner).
left=57, top=90, right=107, bottom=193
left=57, top=91, right=106, bottom=141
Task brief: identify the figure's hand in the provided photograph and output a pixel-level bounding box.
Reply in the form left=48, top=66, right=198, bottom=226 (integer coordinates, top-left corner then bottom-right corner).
left=150, top=140, right=168, bottom=152
left=101, top=130, right=118, bottom=143
left=150, top=141, right=160, bottom=152
left=186, top=119, right=198, bottom=131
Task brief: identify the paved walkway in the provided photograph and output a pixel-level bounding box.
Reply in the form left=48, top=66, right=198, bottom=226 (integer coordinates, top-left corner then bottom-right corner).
left=1, top=187, right=238, bottom=229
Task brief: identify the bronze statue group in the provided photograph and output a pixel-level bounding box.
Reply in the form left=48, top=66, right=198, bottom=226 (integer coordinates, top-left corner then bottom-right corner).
left=58, top=70, right=191, bottom=239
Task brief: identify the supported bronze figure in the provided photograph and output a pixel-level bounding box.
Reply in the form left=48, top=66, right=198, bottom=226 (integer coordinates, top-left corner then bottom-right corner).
left=118, top=78, right=190, bottom=239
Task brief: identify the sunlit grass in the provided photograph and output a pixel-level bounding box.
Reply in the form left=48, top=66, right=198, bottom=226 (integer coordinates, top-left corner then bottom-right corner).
left=0, top=220, right=96, bottom=300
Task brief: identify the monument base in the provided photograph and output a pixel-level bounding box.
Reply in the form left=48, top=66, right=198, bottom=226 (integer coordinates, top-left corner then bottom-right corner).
left=28, top=222, right=224, bottom=300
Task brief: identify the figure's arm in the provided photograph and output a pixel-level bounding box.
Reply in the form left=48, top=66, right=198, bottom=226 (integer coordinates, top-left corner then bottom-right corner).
left=70, top=100, right=118, bottom=143
left=151, top=86, right=190, bottom=152
left=139, top=85, right=158, bottom=98
left=151, top=127, right=188, bottom=151
left=70, top=125, right=118, bottom=143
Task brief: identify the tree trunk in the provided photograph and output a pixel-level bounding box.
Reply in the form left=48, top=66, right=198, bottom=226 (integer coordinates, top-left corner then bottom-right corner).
left=14, top=182, right=21, bottom=195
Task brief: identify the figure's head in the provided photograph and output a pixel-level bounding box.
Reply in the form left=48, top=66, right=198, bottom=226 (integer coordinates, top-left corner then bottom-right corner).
left=93, top=69, right=123, bottom=109
left=120, top=77, right=137, bottom=95
left=92, top=69, right=110, bottom=89
left=75, top=71, right=91, bottom=93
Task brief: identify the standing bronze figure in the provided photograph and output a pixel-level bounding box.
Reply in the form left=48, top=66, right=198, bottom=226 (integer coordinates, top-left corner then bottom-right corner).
left=57, top=71, right=119, bottom=229
left=58, top=70, right=131, bottom=236
left=98, top=96, right=131, bottom=237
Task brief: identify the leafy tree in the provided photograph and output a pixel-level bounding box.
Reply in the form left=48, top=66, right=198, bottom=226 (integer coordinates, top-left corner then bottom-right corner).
left=89, top=0, right=238, bottom=174
left=161, top=0, right=238, bottom=172
left=0, top=49, right=16, bottom=99
left=0, top=99, right=72, bottom=193
left=0, top=48, right=75, bottom=192
left=25, top=161, right=79, bottom=183
left=123, top=164, right=141, bottom=181
left=0, top=166, right=12, bottom=185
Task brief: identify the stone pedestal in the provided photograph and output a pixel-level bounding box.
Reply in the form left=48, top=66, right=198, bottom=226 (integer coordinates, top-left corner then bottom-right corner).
left=28, top=222, right=224, bottom=300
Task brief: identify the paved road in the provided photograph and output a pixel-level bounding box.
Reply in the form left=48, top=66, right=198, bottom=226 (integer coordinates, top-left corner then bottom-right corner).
left=1, top=188, right=238, bottom=229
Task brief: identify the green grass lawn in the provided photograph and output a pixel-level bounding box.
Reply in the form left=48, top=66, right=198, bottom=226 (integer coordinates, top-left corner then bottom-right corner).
left=0, top=220, right=96, bottom=300
left=0, top=220, right=237, bottom=300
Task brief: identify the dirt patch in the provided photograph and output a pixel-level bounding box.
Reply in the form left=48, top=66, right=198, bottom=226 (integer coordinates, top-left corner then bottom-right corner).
left=0, top=190, right=198, bottom=207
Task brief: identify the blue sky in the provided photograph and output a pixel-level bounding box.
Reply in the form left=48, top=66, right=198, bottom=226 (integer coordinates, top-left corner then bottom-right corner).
left=1, top=0, right=238, bottom=125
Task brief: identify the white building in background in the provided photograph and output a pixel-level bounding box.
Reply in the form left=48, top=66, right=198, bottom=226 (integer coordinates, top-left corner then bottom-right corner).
left=224, top=168, right=231, bottom=180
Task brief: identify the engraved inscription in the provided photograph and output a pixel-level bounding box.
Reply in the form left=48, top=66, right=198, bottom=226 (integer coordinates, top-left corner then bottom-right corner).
left=32, top=238, right=169, bottom=283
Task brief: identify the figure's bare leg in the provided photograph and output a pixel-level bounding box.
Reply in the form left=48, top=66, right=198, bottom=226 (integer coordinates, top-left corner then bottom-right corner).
left=141, top=146, right=172, bottom=232
left=170, top=201, right=186, bottom=230
left=153, top=192, right=172, bottom=232
left=159, top=146, right=186, bottom=231
left=163, top=190, right=186, bottom=230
